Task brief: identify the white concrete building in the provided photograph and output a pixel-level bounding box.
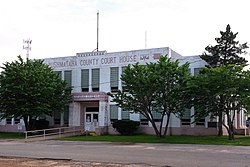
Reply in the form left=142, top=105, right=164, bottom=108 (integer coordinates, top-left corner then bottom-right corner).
left=0, top=47, right=247, bottom=135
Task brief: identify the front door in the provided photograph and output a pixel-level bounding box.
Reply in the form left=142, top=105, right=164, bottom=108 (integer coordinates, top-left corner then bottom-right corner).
left=85, top=107, right=99, bottom=131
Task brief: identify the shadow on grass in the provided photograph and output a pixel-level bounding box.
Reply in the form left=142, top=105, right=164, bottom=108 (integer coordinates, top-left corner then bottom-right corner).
left=0, top=132, right=25, bottom=139
left=56, top=135, right=250, bottom=146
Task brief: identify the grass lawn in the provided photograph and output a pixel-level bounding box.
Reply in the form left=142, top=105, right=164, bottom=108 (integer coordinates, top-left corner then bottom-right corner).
left=57, top=135, right=250, bottom=146
left=0, top=132, right=25, bottom=139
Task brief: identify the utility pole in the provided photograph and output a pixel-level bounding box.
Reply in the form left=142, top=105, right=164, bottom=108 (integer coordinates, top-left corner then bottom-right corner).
left=23, top=39, right=32, bottom=59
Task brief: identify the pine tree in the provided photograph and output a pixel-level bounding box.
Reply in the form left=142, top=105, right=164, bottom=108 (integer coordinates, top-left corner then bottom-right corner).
left=201, top=24, right=248, bottom=67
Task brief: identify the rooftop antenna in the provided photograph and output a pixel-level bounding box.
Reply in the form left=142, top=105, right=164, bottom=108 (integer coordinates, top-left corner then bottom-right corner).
left=92, top=10, right=99, bottom=52
left=23, top=38, right=32, bottom=59
left=97, top=10, right=99, bottom=52
left=145, top=31, right=147, bottom=49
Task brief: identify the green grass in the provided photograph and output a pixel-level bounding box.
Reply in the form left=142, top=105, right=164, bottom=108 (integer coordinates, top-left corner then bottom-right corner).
left=57, top=135, right=250, bottom=146
left=0, top=132, right=25, bottom=139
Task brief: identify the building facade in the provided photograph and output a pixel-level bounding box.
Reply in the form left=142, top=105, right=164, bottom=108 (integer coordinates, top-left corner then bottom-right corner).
left=0, top=47, right=247, bottom=135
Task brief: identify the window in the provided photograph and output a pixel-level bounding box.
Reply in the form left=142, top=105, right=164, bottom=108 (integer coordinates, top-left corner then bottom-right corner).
left=54, top=111, right=61, bottom=125
left=110, top=105, right=118, bottom=122
left=194, top=110, right=205, bottom=126
left=86, top=107, right=99, bottom=112
left=6, top=118, right=12, bottom=124
left=110, top=67, right=119, bottom=92
left=92, top=69, right=100, bottom=92
left=181, top=108, right=191, bottom=125
left=121, top=66, right=127, bottom=91
left=152, top=111, right=162, bottom=122
left=194, top=68, right=202, bottom=76
left=121, top=109, right=129, bottom=120
left=196, top=118, right=205, bottom=126
left=14, top=118, right=20, bottom=124
left=54, top=71, right=62, bottom=80
left=208, top=122, right=218, bottom=127
left=64, top=106, right=69, bottom=126
left=81, top=69, right=89, bottom=92
left=64, top=70, right=72, bottom=88
left=140, top=114, right=148, bottom=125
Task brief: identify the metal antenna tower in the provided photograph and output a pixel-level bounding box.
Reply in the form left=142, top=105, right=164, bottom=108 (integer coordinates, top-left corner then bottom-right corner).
left=97, top=10, right=99, bottom=52
left=23, top=39, right=32, bottom=59
left=92, top=11, right=99, bottom=52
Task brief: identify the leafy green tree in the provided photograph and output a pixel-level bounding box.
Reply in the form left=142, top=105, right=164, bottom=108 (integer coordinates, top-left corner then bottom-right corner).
left=151, top=57, right=190, bottom=136
left=0, top=56, right=71, bottom=131
left=108, top=56, right=190, bottom=137
left=187, top=65, right=250, bottom=140
left=200, top=24, right=249, bottom=135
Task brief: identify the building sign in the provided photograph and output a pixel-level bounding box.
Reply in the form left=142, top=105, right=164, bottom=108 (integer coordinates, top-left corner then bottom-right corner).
left=45, top=48, right=169, bottom=69
left=140, top=54, right=150, bottom=61
left=72, top=92, right=108, bottom=102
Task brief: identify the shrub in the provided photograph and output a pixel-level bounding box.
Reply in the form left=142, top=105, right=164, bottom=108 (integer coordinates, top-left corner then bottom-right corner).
left=112, top=120, right=140, bottom=135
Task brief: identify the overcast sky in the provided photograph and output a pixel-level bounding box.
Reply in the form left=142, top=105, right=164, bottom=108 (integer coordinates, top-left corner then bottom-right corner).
left=0, top=0, right=249, bottom=65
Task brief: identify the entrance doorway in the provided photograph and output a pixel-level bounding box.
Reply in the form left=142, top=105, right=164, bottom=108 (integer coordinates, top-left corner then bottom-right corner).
left=85, top=107, right=99, bottom=131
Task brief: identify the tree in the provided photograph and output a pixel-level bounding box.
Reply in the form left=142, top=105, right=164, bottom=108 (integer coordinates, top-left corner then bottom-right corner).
left=200, top=24, right=249, bottom=135
left=150, top=57, right=190, bottom=136
left=187, top=65, right=250, bottom=140
left=0, top=56, right=72, bottom=131
left=200, top=24, right=248, bottom=68
left=108, top=56, right=190, bottom=137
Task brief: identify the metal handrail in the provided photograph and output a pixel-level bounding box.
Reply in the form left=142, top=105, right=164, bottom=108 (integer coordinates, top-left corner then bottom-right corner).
left=24, top=126, right=83, bottom=141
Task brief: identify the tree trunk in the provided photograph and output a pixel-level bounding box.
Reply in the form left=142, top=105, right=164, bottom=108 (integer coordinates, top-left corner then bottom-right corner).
left=226, top=113, right=235, bottom=140
left=23, top=115, right=30, bottom=131
left=163, top=113, right=171, bottom=136
left=227, top=121, right=235, bottom=140
left=218, top=112, right=223, bottom=136
left=228, top=128, right=234, bottom=140
left=141, top=112, right=160, bottom=137
left=150, top=119, right=160, bottom=137
left=159, top=112, right=165, bottom=137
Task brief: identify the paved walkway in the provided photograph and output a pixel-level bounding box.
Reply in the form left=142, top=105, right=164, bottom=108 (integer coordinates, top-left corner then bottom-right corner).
left=0, top=140, right=250, bottom=167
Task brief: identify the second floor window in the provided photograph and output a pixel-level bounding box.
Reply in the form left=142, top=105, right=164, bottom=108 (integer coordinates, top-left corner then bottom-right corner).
left=110, top=67, right=119, bottom=92
left=81, top=69, right=89, bottom=92
left=64, top=70, right=72, bottom=88
left=92, top=69, right=100, bottom=92
left=110, top=105, right=118, bottom=123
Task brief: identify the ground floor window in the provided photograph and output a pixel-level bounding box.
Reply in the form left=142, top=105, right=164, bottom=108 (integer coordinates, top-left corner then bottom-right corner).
left=64, top=106, right=69, bottom=126
left=54, top=111, right=61, bottom=125
left=208, top=122, right=218, bottom=127
left=110, top=105, right=118, bottom=123
left=152, top=111, right=162, bottom=122
left=196, top=118, right=205, bottom=126
left=121, top=109, right=129, bottom=120
left=6, top=118, right=12, bottom=124
left=140, top=114, right=148, bottom=125
left=14, top=118, right=20, bottom=124
left=181, top=108, right=191, bottom=125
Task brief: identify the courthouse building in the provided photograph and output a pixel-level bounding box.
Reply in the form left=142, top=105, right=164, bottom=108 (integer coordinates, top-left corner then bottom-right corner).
left=0, top=47, right=247, bottom=135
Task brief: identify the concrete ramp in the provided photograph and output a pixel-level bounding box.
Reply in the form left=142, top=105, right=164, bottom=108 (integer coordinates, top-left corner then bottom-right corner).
left=24, top=126, right=83, bottom=142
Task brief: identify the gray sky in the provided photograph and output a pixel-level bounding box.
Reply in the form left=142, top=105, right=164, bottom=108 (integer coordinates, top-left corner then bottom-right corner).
left=0, top=0, right=249, bottom=65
